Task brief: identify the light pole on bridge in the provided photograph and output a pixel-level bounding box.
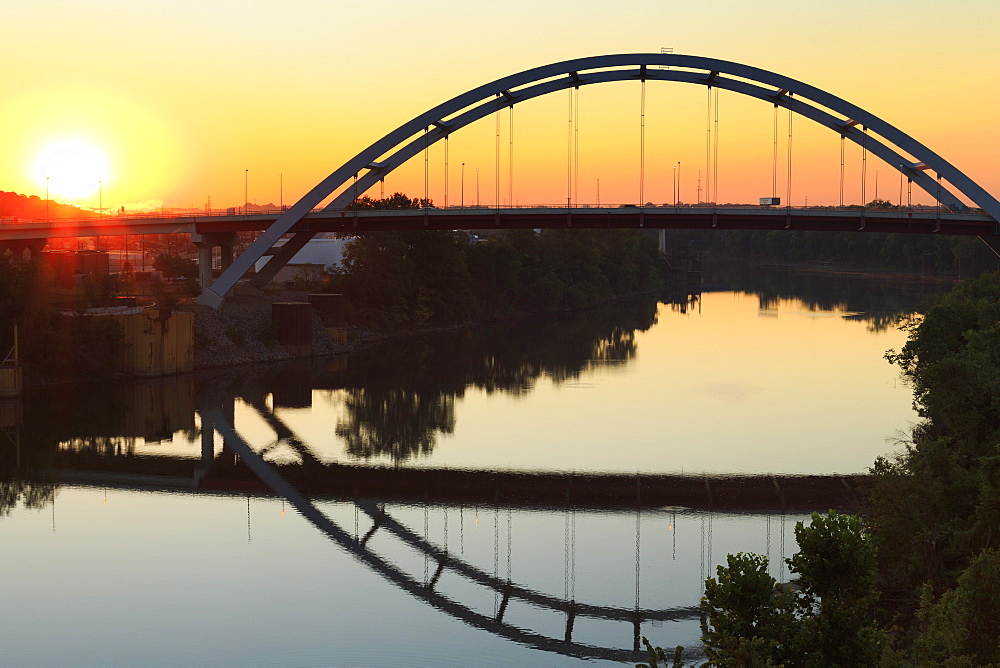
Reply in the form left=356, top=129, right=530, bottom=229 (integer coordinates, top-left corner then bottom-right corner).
left=45, top=177, right=49, bottom=223
left=461, top=163, right=465, bottom=208
left=677, top=161, right=681, bottom=205
left=244, top=169, right=249, bottom=216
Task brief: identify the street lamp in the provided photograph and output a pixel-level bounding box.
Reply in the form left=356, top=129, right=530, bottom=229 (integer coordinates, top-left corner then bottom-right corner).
left=476, top=168, right=480, bottom=207
left=99, top=180, right=102, bottom=221
left=279, top=173, right=283, bottom=210
left=461, top=163, right=465, bottom=208
left=677, top=161, right=681, bottom=205
left=46, top=177, right=49, bottom=222
left=244, top=169, right=249, bottom=215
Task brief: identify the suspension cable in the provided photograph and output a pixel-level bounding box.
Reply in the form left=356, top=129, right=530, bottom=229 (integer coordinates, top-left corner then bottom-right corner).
left=772, top=104, right=778, bottom=200
left=898, top=166, right=904, bottom=216
left=509, top=105, right=514, bottom=207
left=574, top=86, right=580, bottom=207
left=423, top=127, right=429, bottom=207
left=706, top=87, right=712, bottom=205
left=839, top=135, right=845, bottom=208
left=786, top=99, right=793, bottom=209
left=713, top=87, right=719, bottom=205
left=861, top=127, right=868, bottom=208
left=444, top=134, right=449, bottom=208
left=639, top=78, right=646, bottom=205
left=567, top=87, right=573, bottom=207
left=495, top=95, right=500, bottom=208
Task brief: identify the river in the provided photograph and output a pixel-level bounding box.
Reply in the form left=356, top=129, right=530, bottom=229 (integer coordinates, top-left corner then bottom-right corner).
left=0, top=266, right=942, bottom=665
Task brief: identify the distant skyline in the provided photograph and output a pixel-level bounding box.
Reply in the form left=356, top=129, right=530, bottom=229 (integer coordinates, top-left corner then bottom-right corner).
left=6, top=0, right=998, bottom=212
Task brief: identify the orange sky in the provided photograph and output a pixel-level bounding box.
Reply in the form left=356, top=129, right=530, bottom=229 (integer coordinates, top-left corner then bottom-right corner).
left=5, top=1, right=998, bottom=213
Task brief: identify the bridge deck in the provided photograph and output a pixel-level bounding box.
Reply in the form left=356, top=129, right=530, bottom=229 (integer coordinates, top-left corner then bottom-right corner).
left=2, top=206, right=995, bottom=240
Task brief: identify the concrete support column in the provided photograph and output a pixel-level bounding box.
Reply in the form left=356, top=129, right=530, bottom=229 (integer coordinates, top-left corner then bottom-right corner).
left=190, top=232, right=238, bottom=292
left=658, top=229, right=666, bottom=255
left=196, top=244, right=213, bottom=290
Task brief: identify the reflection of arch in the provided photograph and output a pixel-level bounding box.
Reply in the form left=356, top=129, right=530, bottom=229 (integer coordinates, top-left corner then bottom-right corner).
left=203, top=406, right=698, bottom=662
left=198, top=53, right=1000, bottom=307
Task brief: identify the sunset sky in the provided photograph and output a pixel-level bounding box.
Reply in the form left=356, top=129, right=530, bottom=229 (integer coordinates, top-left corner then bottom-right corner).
left=5, top=0, right=998, bottom=213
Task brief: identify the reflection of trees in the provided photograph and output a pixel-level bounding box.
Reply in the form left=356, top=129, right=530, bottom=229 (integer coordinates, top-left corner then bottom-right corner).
left=706, top=263, right=933, bottom=332
left=0, top=402, right=56, bottom=517
left=337, top=389, right=455, bottom=463
left=0, top=480, right=55, bottom=517
left=322, top=298, right=659, bottom=463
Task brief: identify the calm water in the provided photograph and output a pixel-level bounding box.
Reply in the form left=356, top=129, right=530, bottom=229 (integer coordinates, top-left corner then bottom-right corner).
left=1, top=268, right=941, bottom=665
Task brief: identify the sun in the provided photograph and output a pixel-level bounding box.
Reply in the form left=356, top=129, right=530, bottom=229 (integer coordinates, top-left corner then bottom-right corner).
left=34, top=140, right=109, bottom=200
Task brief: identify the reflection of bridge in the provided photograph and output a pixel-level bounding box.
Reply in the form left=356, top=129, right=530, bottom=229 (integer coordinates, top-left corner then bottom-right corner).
left=48, top=400, right=820, bottom=662
left=38, top=392, right=855, bottom=663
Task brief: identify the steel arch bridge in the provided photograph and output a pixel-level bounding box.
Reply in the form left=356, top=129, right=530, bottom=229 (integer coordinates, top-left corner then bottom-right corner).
left=197, top=53, right=1000, bottom=308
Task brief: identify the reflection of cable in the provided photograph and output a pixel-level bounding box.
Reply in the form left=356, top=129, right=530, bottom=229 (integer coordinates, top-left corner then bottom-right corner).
left=672, top=509, right=676, bottom=561
left=424, top=503, right=430, bottom=585
left=571, top=508, right=577, bottom=602
left=460, top=506, right=464, bottom=555
left=564, top=510, right=570, bottom=600
left=766, top=514, right=772, bottom=575
left=634, top=506, right=641, bottom=613
left=506, top=507, right=512, bottom=583
left=780, top=513, right=787, bottom=582
left=700, top=515, right=705, bottom=595
left=707, top=512, right=713, bottom=577
left=494, top=504, right=500, bottom=616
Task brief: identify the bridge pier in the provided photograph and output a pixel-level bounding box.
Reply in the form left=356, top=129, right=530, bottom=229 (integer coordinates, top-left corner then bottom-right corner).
left=191, top=232, right=237, bottom=292
left=1, top=239, right=47, bottom=263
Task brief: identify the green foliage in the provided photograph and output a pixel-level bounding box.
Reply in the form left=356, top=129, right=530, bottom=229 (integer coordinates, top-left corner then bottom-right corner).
left=637, top=637, right=685, bottom=668
left=912, top=548, right=1000, bottom=665
left=346, top=192, right=430, bottom=209
left=698, top=511, right=882, bottom=667
left=700, top=552, right=801, bottom=665
left=326, top=227, right=665, bottom=330
left=153, top=253, right=198, bottom=279
left=868, top=270, right=1000, bottom=659
left=885, top=272, right=1000, bottom=449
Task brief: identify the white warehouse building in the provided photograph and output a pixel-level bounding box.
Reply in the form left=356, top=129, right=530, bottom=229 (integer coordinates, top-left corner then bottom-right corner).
left=253, top=236, right=350, bottom=284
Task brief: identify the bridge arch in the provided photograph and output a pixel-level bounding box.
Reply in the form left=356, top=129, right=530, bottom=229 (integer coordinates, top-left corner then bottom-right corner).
left=198, top=53, right=1000, bottom=308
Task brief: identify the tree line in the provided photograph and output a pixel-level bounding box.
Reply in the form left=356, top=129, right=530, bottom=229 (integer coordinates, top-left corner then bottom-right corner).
left=327, top=194, right=666, bottom=329
left=664, top=227, right=998, bottom=276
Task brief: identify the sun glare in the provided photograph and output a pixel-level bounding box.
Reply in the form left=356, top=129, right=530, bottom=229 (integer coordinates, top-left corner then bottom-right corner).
left=34, top=141, right=108, bottom=200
